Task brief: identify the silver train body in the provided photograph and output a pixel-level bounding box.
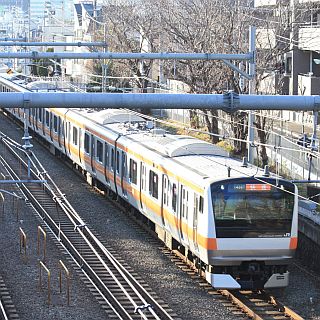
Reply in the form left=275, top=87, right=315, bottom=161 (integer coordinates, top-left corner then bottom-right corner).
left=0, top=76, right=299, bottom=290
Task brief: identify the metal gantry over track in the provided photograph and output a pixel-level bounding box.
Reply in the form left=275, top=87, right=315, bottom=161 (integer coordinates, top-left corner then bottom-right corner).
left=1, top=92, right=320, bottom=111
left=0, top=26, right=319, bottom=163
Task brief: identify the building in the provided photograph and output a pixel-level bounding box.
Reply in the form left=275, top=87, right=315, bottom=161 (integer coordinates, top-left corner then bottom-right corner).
left=255, top=0, right=320, bottom=125
left=64, top=1, right=104, bottom=84
left=29, top=0, right=74, bottom=41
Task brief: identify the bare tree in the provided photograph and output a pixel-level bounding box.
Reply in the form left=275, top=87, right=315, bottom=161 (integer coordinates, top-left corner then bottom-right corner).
left=98, top=0, right=320, bottom=164
left=100, top=0, right=161, bottom=91
left=152, top=0, right=252, bottom=144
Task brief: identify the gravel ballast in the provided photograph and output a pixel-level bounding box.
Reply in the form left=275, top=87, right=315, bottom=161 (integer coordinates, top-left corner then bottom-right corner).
left=1, top=111, right=320, bottom=319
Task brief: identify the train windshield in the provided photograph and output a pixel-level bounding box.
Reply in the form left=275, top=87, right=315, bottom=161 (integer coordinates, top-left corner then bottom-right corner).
left=211, top=178, right=295, bottom=238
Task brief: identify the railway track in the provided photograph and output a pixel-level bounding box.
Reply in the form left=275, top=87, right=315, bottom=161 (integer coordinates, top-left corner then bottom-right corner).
left=0, top=132, right=179, bottom=320
left=101, top=189, right=305, bottom=320
left=0, top=125, right=305, bottom=320
left=162, top=248, right=304, bottom=320
left=0, top=275, right=19, bottom=320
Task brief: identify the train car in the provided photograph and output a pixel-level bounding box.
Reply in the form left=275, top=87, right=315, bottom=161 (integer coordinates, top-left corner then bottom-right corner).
left=0, top=76, right=298, bottom=290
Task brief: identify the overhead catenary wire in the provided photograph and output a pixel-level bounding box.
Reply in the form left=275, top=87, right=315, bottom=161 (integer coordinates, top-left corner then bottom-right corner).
left=118, top=108, right=306, bottom=202
left=124, top=108, right=320, bottom=159
left=164, top=127, right=318, bottom=207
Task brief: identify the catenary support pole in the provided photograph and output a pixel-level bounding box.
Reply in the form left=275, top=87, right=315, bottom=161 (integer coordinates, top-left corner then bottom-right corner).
left=247, top=26, right=256, bottom=164
left=308, top=111, right=318, bottom=181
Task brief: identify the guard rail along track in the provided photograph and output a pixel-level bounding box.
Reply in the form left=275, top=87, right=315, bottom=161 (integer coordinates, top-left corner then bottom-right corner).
left=0, top=130, right=178, bottom=320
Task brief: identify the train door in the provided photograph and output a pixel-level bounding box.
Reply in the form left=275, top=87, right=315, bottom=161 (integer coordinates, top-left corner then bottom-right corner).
left=104, top=142, right=110, bottom=185
left=41, top=109, right=45, bottom=136
left=62, top=119, right=67, bottom=154
left=53, top=114, right=59, bottom=147
left=193, top=194, right=200, bottom=253
left=121, top=151, right=127, bottom=197
left=45, top=110, right=52, bottom=142
left=65, top=121, right=71, bottom=155
left=49, top=112, right=53, bottom=142
left=78, top=128, right=82, bottom=163
left=171, top=182, right=178, bottom=234
left=179, top=185, right=189, bottom=242
left=35, top=108, right=39, bottom=131
left=57, top=117, right=62, bottom=148
left=90, top=134, right=96, bottom=174
left=161, top=175, right=169, bottom=226
left=139, top=162, right=146, bottom=210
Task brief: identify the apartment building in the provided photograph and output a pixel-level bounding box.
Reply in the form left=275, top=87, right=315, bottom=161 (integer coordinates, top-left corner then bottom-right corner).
left=255, top=0, right=320, bottom=124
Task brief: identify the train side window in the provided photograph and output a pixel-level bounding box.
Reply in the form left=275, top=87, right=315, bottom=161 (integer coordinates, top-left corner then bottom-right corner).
left=172, top=183, right=177, bottom=212
left=84, top=133, right=90, bottom=154
left=180, top=186, right=189, bottom=219
left=53, top=115, right=58, bottom=133
left=73, top=127, right=78, bottom=145
left=199, top=196, right=204, bottom=213
left=45, top=110, right=50, bottom=127
left=129, top=159, right=137, bottom=184
left=116, top=151, right=120, bottom=174
left=96, top=140, right=103, bottom=163
left=149, top=170, right=158, bottom=199
left=111, top=149, right=114, bottom=171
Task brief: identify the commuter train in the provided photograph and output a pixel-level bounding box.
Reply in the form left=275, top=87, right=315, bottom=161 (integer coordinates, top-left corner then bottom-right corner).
left=0, top=75, right=298, bottom=290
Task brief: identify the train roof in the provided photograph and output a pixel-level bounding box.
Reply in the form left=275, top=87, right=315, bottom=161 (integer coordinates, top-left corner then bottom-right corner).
left=0, top=75, right=281, bottom=186
left=26, top=81, right=59, bottom=91
left=86, top=109, right=145, bottom=125
left=72, top=108, right=270, bottom=183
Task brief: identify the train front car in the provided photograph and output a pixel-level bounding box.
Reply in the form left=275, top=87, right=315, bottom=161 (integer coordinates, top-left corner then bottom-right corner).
left=206, top=177, right=298, bottom=290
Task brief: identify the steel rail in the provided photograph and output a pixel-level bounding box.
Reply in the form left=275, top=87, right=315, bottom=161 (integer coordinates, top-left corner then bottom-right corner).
left=2, top=152, right=124, bottom=318
left=1, top=120, right=305, bottom=320
left=0, top=139, right=134, bottom=319
left=24, top=148, right=167, bottom=318
left=0, top=132, right=175, bottom=320
left=0, top=299, right=8, bottom=320
left=219, top=290, right=263, bottom=320
left=269, top=296, right=304, bottom=320
left=170, top=248, right=305, bottom=320
left=75, top=227, right=159, bottom=320
left=1, top=140, right=135, bottom=319
left=84, top=225, right=174, bottom=320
